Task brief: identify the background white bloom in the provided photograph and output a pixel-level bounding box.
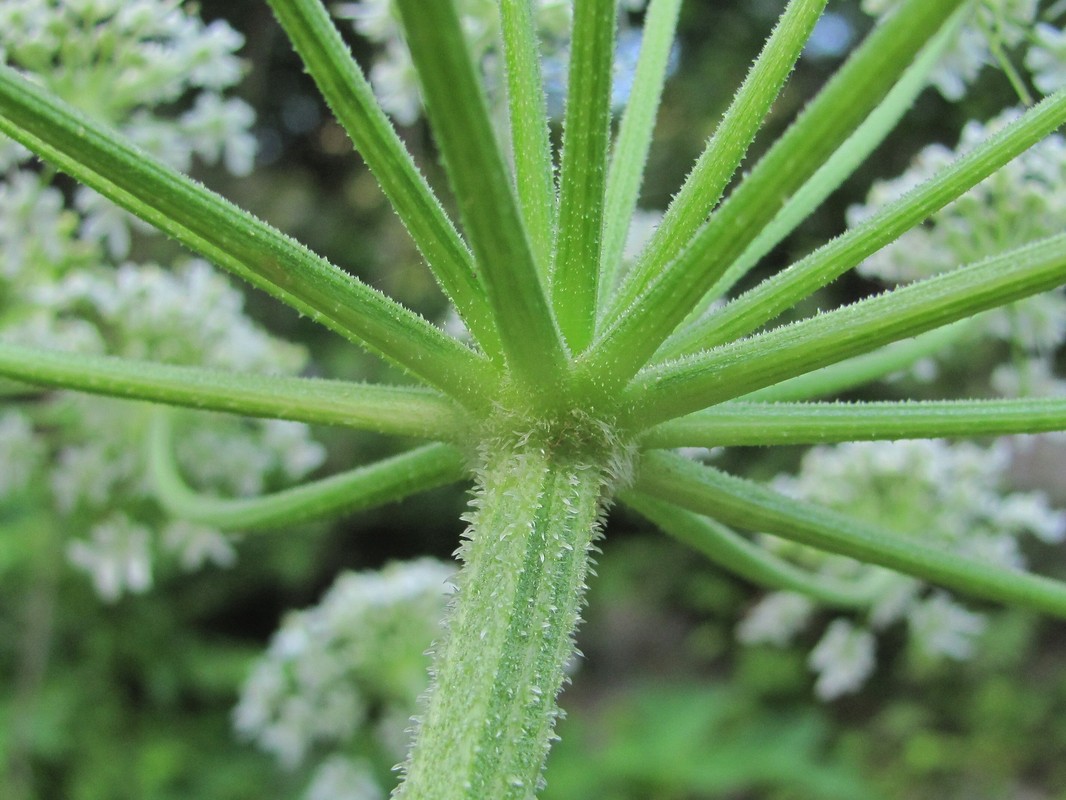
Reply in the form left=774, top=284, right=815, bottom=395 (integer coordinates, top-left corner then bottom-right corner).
left=860, top=0, right=1041, bottom=100
left=0, top=0, right=326, bottom=602
left=740, top=438, right=1065, bottom=697
left=234, top=560, right=454, bottom=790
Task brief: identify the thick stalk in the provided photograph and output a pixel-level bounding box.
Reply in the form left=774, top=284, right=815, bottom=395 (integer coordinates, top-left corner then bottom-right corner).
left=395, top=438, right=621, bottom=799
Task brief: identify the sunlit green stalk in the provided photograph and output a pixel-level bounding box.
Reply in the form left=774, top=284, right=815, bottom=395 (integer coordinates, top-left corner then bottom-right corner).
left=743, top=323, right=969, bottom=402
left=669, top=9, right=963, bottom=328
left=608, top=0, right=828, bottom=318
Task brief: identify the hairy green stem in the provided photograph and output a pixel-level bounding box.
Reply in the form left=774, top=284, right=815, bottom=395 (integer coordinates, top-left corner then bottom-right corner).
left=396, top=440, right=620, bottom=799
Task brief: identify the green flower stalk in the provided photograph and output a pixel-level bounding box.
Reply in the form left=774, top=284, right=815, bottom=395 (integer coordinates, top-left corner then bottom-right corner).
left=5, top=0, right=1066, bottom=796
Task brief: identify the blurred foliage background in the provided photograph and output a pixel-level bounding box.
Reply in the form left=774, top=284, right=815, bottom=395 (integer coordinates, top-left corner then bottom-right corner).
left=3, top=1, right=1066, bottom=798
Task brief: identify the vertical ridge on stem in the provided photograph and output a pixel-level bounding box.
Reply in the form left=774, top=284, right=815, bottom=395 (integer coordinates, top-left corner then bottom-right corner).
left=395, top=438, right=621, bottom=799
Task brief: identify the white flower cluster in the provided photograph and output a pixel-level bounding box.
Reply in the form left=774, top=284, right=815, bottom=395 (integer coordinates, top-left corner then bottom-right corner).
left=0, top=0, right=257, bottom=255
left=738, top=439, right=1066, bottom=699
left=0, top=0, right=327, bottom=602
left=860, top=0, right=1066, bottom=99
left=848, top=108, right=1066, bottom=387
left=233, top=559, right=454, bottom=797
left=334, top=0, right=654, bottom=126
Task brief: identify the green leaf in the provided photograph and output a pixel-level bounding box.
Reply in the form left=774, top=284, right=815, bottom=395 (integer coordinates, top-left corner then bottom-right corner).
left=394, top=0, right=568, bottom=390
left=551, top=0, right=616, bottom=352
left=637, top=451, right=1066, bottom=619
left=267, top=0, right=504, bottom=361
left=0, top=343, right=467, bottom=439
left=0, top=63, right=495, bottom=407
left=645, top=397, right=1066, bottom=448
left=627, top=232, right=1066, bottom=427
left=149, top=412, right=466, bottom=530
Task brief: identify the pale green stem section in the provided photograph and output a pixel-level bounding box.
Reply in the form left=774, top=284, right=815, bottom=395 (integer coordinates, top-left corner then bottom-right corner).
left=584, top=0, right=968, bottom=393
left=660, top=85, right=1066, bottom=357
left=664, top=10, right=961, bottom=334
left=0, top=343, right=467, bottom=440
left=500, top=0, right=557, bottom=276
left=598, top=0, right=683, bottom=313
left=644, top=397, right=1066, bottom=448
left=267, top=0, right=503, bottom=361
left=623, top=492, right=876, bottom=607
left=149, top=412, right=466, bottom=530
left=607, top=0, right=827, bottom=319
left=744, top=323, right=968, bottom=402
left=637, top=451, right=1066, bottom=619
left=551, top=0, right=616, bottom=352
left=0, top=64, right=494, bottom=407
left=394, top=0, right=568, bottom=390
left=396, top=443, right=613, bottom=799
left=627, top=232, right=1066, bottom=427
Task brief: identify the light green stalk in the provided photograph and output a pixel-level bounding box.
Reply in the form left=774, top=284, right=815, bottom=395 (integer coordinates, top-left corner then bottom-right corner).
left=395, top=432, right=627, bottom=800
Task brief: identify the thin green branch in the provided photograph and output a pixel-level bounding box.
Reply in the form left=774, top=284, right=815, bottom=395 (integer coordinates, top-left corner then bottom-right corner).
left=606, top=0, right=828, bottom=320
left=500, top=0, right=557, bottom=276
left=394, top=0, right=568, bottom=390
left=583, top=0, right=967, bottom=394
left=551, top=0, right=617, bottom=352
left=0, top=343, right=468, bottom=440
left=0, top=64, right=495, bottom=407
left=743, top=323, right=969, bottom=402
left=598, top=0, right=684, bottom=313
left=644, top=397, right=1066, bottom=448
left=149, top=412, right=466, bottom=530
left=660, top=86, right=1066, bottom=357
left=267, top=0, right=503, bottom=361
left=666, top=9, right=962, bottom=329
left=627, top=232, right=1066, bottom=427
left=636, top=451, right=1066, bottom=619
left=622, top=491, right=877, bottom=607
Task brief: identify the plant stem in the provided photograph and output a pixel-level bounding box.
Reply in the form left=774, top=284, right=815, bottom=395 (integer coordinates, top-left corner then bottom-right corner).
left=395, top=439, right=619, bottom=799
